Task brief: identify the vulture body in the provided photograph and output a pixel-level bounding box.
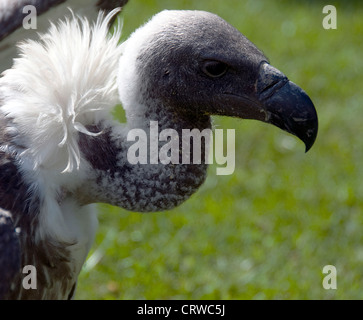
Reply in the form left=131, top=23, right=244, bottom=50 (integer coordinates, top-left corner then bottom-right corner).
left=0, top=9, right=318, bottom=299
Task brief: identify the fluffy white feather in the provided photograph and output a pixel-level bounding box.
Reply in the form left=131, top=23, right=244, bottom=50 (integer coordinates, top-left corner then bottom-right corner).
left=118, top=10, right=173, bottom=114
left=0, top=8, right=123, bottom=173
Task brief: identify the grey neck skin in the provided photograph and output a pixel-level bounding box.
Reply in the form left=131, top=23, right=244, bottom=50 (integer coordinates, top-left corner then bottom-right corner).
left=78, top=99, right=212, bottom=212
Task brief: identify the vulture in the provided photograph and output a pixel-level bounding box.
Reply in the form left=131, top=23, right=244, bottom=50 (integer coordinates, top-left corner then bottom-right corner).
left=0, top=8, right=318, bottom=299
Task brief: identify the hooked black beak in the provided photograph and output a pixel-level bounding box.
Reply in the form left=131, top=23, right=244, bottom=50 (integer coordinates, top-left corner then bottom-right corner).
left=256, top=63, right=318, bottom=152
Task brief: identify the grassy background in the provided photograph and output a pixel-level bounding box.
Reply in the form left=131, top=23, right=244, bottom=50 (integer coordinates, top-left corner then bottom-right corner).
left=76, top=0, right=363, bottom=299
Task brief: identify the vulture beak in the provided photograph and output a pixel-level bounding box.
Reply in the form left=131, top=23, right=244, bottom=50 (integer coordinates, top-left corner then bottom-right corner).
left=256, top=63, right=318, bottom=152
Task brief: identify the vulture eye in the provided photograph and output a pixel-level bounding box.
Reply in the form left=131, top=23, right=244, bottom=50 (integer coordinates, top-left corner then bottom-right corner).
left=202, top=60, right=228, bottom=78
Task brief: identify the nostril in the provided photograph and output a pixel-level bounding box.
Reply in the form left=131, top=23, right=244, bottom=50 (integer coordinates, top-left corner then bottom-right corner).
left=261, top=79, right=280, bottom=93
left=257, top=63, right=288, bottom=100
left=258, top=79, right=288, bottom=101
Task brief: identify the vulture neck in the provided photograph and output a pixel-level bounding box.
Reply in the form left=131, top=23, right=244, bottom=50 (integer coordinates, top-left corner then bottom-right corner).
left=79, top=98, right=212, bottom=212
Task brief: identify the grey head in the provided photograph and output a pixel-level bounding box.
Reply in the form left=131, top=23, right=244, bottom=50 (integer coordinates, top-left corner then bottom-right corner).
left=119, top=10, right=318, bottom=150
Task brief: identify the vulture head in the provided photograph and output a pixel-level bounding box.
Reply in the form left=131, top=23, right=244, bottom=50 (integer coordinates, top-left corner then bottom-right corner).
left=119, top=10, right=318, bottom=151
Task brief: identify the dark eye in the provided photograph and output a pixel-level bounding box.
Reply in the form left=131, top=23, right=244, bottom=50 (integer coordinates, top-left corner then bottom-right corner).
left=202, top=60, right=228, bottom=78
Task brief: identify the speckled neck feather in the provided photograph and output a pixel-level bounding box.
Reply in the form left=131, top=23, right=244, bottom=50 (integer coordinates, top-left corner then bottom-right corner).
left=79, top=101, right=211, bottom=212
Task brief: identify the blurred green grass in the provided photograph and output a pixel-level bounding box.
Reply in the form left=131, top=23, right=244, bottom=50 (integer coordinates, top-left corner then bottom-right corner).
left=76, top=0, right=363, bottom=299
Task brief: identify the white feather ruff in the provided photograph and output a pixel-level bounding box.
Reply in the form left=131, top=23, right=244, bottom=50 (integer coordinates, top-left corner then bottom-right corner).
left=0, top=9, right=123, bottom=173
